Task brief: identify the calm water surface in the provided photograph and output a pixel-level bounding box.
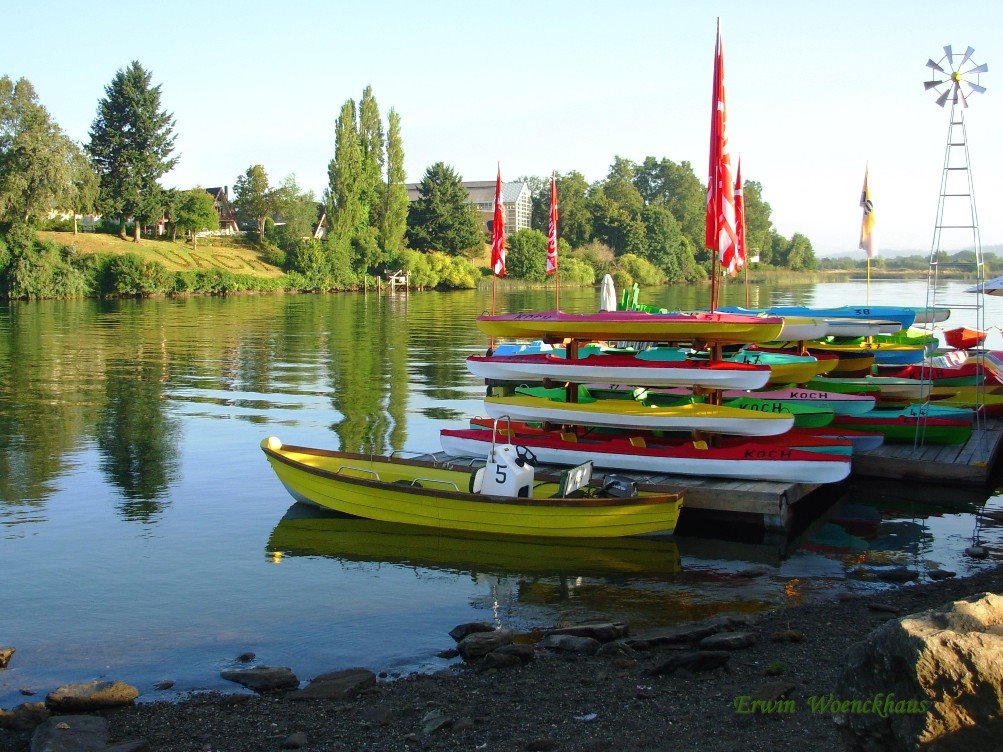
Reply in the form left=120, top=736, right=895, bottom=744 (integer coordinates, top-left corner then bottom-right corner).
left=1, top=279, right=1002, bottom=706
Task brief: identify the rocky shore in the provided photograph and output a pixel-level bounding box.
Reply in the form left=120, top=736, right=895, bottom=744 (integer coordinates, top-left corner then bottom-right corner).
left=2, top=563, right=1001, bottom=752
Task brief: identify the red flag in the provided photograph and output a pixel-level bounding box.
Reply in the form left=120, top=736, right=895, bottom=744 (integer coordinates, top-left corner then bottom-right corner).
left=546, top=172, right=558, bottom=275
left=706, top=20, right=739, bottom=276
left=734, top=158, right=746, bottom=272
left=490, top=165, right=506, bottom=276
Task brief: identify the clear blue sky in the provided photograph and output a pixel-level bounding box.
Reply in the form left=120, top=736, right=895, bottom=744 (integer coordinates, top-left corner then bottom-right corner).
left=6, top=0, right=1003, bottom=254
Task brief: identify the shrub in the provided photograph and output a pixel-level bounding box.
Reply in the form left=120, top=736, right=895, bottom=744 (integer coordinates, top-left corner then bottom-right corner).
left=102, top=253, right=171, bottom=296
left=557, top=256, right=595, bottom=286
left=612, top=269, right=633, bottom=291
left=617, top=253, right=664, bottom=286
left=505, top=229, right=548, bottom=282
left=399, top=248, right=436, bottom=289
left=427, top=251, right=478, bottom=289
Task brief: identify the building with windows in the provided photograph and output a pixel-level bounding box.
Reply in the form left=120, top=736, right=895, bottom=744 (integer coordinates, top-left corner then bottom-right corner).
left=406, top=180, right=532, bottom=237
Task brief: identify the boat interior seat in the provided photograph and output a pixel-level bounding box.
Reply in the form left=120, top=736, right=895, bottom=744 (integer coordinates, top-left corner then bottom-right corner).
left=561, top=432, right=578, bottom=443
left=629, top=436, right=646, bottom=448
left=692, top=440, right=709, bottom=450
left=469, top=467, right=485, bottom=493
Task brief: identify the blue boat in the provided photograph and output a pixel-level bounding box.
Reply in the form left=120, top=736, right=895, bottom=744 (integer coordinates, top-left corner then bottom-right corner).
left=720, top=305, right=917, bottom=331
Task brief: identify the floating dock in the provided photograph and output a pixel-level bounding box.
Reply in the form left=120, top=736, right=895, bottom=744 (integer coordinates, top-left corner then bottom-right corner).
left=850, top=417, right=1003, bottom=487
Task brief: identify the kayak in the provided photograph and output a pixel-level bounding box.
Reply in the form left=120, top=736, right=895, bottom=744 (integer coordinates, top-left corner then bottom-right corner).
left=465, top=352, right=772, bottom=390
left=804, top=340, right=928, bottom=366
left=752, top=345, right=868, bottom=376
left=440, top=428, right=851, bottom=484
left=483, top=394, right=795, bottom=436
left=476, top=311, right=786, bottom=344
left=720, top=305, right=917, bottom=331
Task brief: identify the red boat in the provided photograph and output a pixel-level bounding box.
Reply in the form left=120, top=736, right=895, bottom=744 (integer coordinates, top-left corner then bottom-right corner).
left=944, top=327, right=987, bottom=350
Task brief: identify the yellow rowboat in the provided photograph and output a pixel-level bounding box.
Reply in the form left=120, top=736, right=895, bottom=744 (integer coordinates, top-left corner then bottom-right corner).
left=801, top=340, right=927, bottom=366
left=260, top=438, right=682, bottom=538
left=476, top=310, right=785, bottom=344
left=484, top=395, right=795, bottom=436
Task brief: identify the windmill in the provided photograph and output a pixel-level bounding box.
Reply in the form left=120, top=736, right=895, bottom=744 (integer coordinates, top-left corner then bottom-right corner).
left=917, top=45, right=988, bottom=455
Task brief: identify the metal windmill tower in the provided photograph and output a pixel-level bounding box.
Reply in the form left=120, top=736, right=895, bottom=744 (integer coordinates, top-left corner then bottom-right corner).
left=917, top=45, right=989, bottom=454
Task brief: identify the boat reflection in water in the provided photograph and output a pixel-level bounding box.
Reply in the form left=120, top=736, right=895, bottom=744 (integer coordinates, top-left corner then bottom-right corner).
left=265, top=504, right=791, bottom=632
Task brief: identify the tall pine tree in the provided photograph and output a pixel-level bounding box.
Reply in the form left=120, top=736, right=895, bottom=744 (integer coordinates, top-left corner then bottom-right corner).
left=358, top=86, right=384, bottom=227
left=380, top=108, right=408, bottom=262
left=327, top=100, right=364, bottom=266
left=87, top=61, right=177, bottom=242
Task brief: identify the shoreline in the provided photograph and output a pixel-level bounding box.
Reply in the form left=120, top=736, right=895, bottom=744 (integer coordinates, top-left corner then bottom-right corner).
left=2, top=560, right=1000, bottom=752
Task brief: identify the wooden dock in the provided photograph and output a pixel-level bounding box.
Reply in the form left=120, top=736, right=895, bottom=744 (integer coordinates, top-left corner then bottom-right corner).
left=850, top=418, right=1003, bottom=486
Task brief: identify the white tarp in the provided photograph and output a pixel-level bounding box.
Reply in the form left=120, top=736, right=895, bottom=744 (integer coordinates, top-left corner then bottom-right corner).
left=600, top=274, right=617, bottom=311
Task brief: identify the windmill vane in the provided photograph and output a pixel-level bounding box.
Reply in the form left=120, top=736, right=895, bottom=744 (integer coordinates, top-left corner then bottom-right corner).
left=924, top=45, right=988, bottom=108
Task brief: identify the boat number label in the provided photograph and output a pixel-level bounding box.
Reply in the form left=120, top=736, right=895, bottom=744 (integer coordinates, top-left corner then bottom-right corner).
left=853, top=308, right=872, bottom=315
left=789, top=391, right=829, bottom=399
left=742, top=448, right=793, bottom=459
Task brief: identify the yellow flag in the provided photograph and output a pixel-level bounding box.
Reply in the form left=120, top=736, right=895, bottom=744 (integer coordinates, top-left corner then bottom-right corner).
left=859, top=167, right=875, bottom=258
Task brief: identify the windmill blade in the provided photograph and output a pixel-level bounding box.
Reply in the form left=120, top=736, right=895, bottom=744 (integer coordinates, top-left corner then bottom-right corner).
left=924, top=79, right=945, bottom=90
left=944, top=45, right=954, bottom=68
left=936, top=88, right=951, bottom=107
left=957, top=85, right=969, bottom=108
left=967, top=81, right=987, bottom=94
left=961, top=46, right=975, bottom=65
left=965, top=62, right=989, bottom=75
left=926, top=58, right=946, bottom=73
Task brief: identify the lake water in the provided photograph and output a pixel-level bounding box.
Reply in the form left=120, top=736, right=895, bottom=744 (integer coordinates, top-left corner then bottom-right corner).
left=1, top=278, right=1002, bottom=706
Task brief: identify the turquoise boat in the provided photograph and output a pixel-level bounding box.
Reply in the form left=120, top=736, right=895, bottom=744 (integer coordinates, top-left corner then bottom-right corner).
left=720, top=305, right=917, bottom=331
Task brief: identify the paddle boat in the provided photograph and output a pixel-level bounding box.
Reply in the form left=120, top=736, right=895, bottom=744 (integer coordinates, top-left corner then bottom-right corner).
left=944, top=327, right=988, bottom=350
left=465, top=351, right=772, bottom=390
left=830, top=413, right=973, bottom=445
left=638, top=346, right=827, bottom=385
left=440, top=427, right=851, bottom=484
left=719, top=305, right=917, bottom=331
left=260, top=437, right=683, bottom=539
left=483, top=393, right=795, bottom=436
left=476, top=310, right=786, bottom=344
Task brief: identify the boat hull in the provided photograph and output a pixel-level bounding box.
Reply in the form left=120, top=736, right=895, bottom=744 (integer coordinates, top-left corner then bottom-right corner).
left=441, top=429, right=851, bottom=484
left=261, top=439, right=682, bottom=538
left=484, top=395, right=795, bottom=436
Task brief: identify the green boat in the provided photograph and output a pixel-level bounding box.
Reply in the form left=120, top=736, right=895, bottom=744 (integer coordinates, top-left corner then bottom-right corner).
left=831, top=412, right=972, bottom=445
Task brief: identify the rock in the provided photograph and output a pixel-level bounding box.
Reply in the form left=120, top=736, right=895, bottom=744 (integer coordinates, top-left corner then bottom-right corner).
left=699, top=631, right=756, bottom=651
left=152, top=680, right=174, bottom=691
left=456, top=628, right=513, bottom=660
left=645, top=650, right=731, bottom=677
left=876, top=567, right=919, bottom=583
left=478, top=652, right=522, bottom=672
left=494, top=644, right=535, bottom=663
left=596, top=640, right=635, bottom=658
left=928, top=569, right=956, bottom=581
left=236, top=652, right=256, bottom=663
left=769, top=629, right=803, bottom=643
left=219, top=666, right=299, bottom=693
left=0, top=646, right=14, bottom=669
left=30, top=715, right=108, bottom=752
left=543, top=622, right=628, bottom=643
left=836, top=592, right=1003, bottom=751
left=20, top=688, right=35, bottom=696
left=436, top=648, right=460, bottom=659
left=0, top=702, right=50, bottom=731
left=421, top=709, right=453, bottom=735
left=287, top=667, right=376, bottom=700
left=280, top=732, right=307, bottom=749
left=45, top=681, right=139, bottom=712
left=867, top=603, right=900, bottom=614
left=538, top=634, right=600, bottom=655
left=448, top=621, right=496, bottom=642
left=625, top=615, right=743, bottom=650
left=966, top=545, right=989, bottom=559
left=526, top=737, right=559, bottom=751
left=356, top=705, right=392, bottom=726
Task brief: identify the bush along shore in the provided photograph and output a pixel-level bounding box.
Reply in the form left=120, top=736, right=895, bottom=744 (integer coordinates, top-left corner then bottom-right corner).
left=2, top=561, right=1001, bottom=752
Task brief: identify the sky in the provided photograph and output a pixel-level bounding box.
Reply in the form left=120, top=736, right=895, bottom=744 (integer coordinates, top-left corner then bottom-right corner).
left=5, top=0, right=1003, bottom=255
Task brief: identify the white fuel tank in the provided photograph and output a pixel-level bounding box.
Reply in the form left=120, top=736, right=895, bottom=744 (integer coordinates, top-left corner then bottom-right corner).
left=478, top=444, right=534, bottom=498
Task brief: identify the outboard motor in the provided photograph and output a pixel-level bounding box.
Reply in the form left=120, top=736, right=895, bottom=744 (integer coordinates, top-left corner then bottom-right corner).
left=601, top=474, right=637, bottom=498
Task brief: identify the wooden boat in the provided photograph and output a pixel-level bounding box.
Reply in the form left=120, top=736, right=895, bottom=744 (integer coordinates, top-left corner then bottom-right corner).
left=260, top=437, right=683, bottom=538
left=830, top=414, right=973, bottom=445
left=944, top=327, right=988, bottom=350
left=440, top=428, right=851, bottom=484
left=465, top=352, right=772, bottom=390
left=476, top=310, right=785, bottom=344
left=484, top=394, right=795, bottom=436
left=267, top=505, right=682, bottom=579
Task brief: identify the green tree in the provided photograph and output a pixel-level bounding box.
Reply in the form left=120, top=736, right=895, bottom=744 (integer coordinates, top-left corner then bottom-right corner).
left=328, top=100, right=365, bottom=266
left=634, top=157, right=706, bottom=263
left=233, top=164, right=271, bottom=242
left=505, top=228, right=549, bottom=281
left=87, top=61, right=177, bottom=242
left=786, top=232, right=817, bottom=270
left=602, top=156, right=644, bottom=215
left=174, top=188, right=219, bottom=251
left=640, top=204, right=698, bottom=282
left=358, top=86, right=384, bottom=230
left=589, top=188, right=646, bottom=256
left=406, top=162, right=483, bottom=255
left=0, top=76, right=78, bottom=227
left=379, top=108, right=409, bottom=263
left=65, top=144, right=99, bottom=234
left=555, top=171, right=592, bottom=248
left=269, top=175, right=320, bottom=251
left=741, top=180, right=773, bottom=265
left=160, top=188, right=182, bottom=242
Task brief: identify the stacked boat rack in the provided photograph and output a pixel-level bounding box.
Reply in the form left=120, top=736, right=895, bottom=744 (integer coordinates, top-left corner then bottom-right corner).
left=434, top=305, right=1003, bottom=533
